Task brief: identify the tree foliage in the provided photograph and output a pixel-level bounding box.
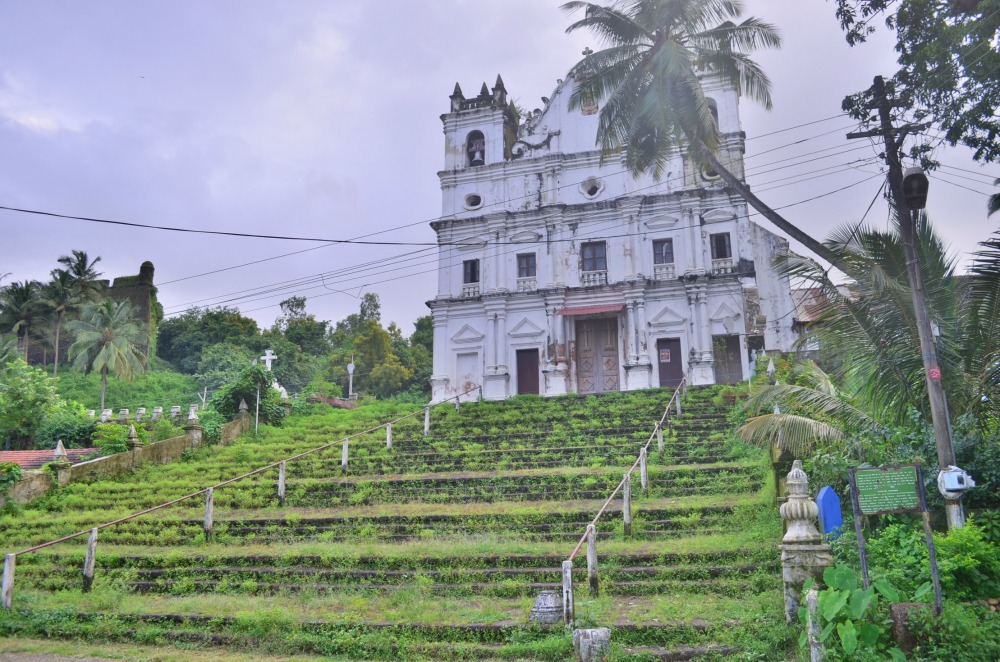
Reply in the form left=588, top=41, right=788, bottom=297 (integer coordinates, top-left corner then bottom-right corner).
left=0, top=359, right=60, bottom=448
left=831, top=0, right=1000, bottom=162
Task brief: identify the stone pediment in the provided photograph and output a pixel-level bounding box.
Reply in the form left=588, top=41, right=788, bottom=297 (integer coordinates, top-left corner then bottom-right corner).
left=709, top=302, right=740, bottom=321
left=509, top=230, right=543, bottom=243
left=702, top=209, right=736, bottom=224
left=507, top=317, right=545, bottom=338
left=451, top=324, right=485, bottom=344
left=643, top=215, right=681, bottom=231
left=648, top=305, right=687, bottom=328
left=455, top=236, right=488, bottom=251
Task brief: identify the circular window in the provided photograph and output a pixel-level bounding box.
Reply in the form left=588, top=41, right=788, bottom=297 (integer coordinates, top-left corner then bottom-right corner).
left=580, top=177, right=604, bottom=199
left=464, top=193, right=484, bottom=210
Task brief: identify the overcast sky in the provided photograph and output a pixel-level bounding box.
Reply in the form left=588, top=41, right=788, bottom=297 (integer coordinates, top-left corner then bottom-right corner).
left=1, top=1, right=997, bottom=335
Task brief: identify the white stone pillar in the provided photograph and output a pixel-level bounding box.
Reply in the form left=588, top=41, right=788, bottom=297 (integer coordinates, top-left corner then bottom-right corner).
left=545, top=307, right=555, bottom=367
left=625, top=302, right=637, bottom=363
left=486, top=313, right=497, bottom=372
left=636, top=299, right=649, bottom=359
left=497, top=312, right=508, bottom=372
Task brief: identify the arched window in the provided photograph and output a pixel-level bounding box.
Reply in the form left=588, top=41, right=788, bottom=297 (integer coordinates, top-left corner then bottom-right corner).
left=466, top=131, right=485, bottom=166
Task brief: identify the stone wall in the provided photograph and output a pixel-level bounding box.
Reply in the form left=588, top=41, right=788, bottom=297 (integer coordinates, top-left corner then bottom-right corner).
left=0, top=410, right=250, bottom=508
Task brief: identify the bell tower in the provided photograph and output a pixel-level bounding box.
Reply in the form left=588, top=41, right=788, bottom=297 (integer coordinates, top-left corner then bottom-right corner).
left=441, top=75, right=517, bottom=172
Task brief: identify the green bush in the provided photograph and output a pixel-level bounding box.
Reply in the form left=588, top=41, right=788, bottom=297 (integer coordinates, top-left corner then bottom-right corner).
left=906, top=602, right=1000, bottom=661
left=33, top=402, right=97, bottom=449
left=0, top=461, right=23, bottom=493
left=91, top=424, right=130, bottom=455
left=149, top=418, right=184, bottom=442
left=211, top=364, right=285, bottom=426
left=0, top=359, right=60, bottom=448
left=55, top=366, right=199, bottom=411
left=198, top=409, right=225, bottom=443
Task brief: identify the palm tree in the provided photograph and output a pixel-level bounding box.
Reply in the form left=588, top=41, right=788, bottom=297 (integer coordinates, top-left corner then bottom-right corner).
left=0, top=280, right=41, bottom=360
left=562, top=0, right=842, bottom=268
left=57, top=250, right=105, bottom=302
left=66, top=298, right=147, bottom=410
left=37, top=269, right=79, bottom=376
left=989, top=178, right=1000, bottom=217
left=0, top=334, right=18, bottom=364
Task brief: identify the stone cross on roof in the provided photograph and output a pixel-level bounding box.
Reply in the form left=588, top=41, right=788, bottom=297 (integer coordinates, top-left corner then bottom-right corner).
left=261, top=349, right=277, bottom=371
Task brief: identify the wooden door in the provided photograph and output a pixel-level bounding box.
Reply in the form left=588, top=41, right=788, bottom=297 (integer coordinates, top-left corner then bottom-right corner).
left=576, top=319, right=620, bottom=394
left=516, top=349, right=540, bottom=395
left=656, top=338, right=683, bottom=388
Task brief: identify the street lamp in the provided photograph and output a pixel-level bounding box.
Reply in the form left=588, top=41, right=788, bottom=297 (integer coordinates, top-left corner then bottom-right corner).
left=899, top=167, right=973, bottom=528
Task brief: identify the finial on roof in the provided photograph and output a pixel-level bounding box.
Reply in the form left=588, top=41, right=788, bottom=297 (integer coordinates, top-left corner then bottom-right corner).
left=494, top=74, right=505, bottom=91
left=479, top=82, right=490, bottom=97
left=450, top=82, right=464, bottom=99
left=54, top=440, right=68, bottom=462
left=582, top=47, right=593, bottom=56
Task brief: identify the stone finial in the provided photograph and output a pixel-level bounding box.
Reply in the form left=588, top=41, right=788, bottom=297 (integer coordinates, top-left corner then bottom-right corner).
left=126, top=424, right=142, bottom=450
left=87, top=410, right=96, bottom=418
left=100, top=409, right=112, bottom=423
left=529, top=591, right=563, bottom=625
left=53, top=440, right=69, bottom=463
left=188, top=405, right=199, bottom=421
left=135, top=407, right=146, bottom=422
left=781, top=461, right=822, bottom=544
left=238, top=399, right=248, bottom=412
left=152, top=406, right=163, bottom=421
left=118, top=408, right=129, bottom=423
left=170, top=405, right=181, bottom=419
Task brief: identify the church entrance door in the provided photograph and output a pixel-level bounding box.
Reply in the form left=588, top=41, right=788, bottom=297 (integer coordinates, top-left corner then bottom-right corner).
left=516, top=349, right=540, bottom=395
left=656, top=338, right=683, bottom=388
left=712, top=334, right=742, bottom=385
left=576, top=318, right=620, bottom=394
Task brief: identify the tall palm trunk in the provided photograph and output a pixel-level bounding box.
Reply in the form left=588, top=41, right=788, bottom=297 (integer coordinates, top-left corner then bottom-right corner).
left=53, top=313, right=63, bottom=377
left=100, top=367, right=108, bottom=411
left=692, top=137, right=845, bottom=271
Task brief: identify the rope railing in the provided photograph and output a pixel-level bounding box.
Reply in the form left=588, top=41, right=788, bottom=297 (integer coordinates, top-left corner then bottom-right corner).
left=561, top=377, right=687, bottom=625
left=1, top=385, right=482, bottom=609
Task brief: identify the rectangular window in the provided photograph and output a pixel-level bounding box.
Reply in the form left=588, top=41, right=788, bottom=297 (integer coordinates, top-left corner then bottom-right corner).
left=710, top=233, right=732, bottom=260
left=517, top=253, right=536, bottom=278
left=463, top=259, right=480, bottom=284
left=581, top=242, right=607, bottom=272
left=653, top=239, right=674, bottom=264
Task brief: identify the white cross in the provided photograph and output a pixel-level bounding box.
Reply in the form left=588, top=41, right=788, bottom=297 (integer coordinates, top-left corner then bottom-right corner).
left=261, top=349, right=278, bottom=371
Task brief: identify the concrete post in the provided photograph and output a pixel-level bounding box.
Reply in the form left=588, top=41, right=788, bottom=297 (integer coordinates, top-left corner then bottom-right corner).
left=127, top=424, right=143, bottom=450
left=341, top=438, right=349, bottom=472
left=203, top=488, right=214, bottom=542
left=562, top=560, right=574, bottom=625
left=779, top=461, right=833, bottom=623
left=623, top=474, right=632, bottom=537
left=573, top=628, right=612, bottom=662
left=386, top=423, right=392, bottom=451
left=455, top=397, right=460, bottom=413
left=185, top=417, right=203, bottom=451
left=83, top=527, right=98, bottom=592
left=676, top=396, right=681, bottom=417
left=639, top=448, right=648, bottom=492
left=586, top=524, right=598, bottom=597
left=424, top=406, right=430, bottom=437
left=1, top=554, right=14, bottom=610
left=278, top=461, right=286, bottom=507
left=806, top=586, right=826, bottom=661
left=656, top=422, right=664, bottom=454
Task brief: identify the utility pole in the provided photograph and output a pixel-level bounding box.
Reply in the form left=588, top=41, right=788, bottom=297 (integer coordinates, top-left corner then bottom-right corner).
left=848, top=76, right=964, bottom=529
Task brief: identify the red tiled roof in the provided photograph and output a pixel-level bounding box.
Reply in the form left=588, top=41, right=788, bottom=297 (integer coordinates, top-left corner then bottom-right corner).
left=0, top=448, right=98, bottom=470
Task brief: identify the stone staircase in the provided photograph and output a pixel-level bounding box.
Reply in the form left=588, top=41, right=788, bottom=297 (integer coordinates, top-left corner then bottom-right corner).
left=0, top=387, right=791, bottom=660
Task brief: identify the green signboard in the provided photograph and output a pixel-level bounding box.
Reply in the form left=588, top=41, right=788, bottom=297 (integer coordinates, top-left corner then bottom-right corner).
left=854, top=466, right=919, bottom=515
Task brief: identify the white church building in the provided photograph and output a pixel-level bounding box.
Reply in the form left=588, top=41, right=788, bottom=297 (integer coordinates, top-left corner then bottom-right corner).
left=427, top=72, right=797, bottom=402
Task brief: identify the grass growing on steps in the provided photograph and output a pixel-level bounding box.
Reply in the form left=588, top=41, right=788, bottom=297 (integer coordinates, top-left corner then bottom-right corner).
left=0, top=386, right=799, bottom=660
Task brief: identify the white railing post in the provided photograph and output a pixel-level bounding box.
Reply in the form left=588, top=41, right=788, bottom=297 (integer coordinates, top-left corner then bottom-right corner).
left=656, top=422, right=664, bottom=454
left=586, top=524, right=598, bottom=597
left=386, top=423, right=392, bottom=451
left=83, top=527, right=98, bottom=592
left=562, top=560, right=574, bottom=625
left=478, top=386, right=483, bottom=402
left=424, top=406, right=430, bottom=437
left=278, top=461, right=286, bottom=507
left=203, top=488, right=214, bottom=542
left=676, top=395, right=681, bottom=417
left=623, top=474, right=632, bottom=537
left=455, top=396, right=460, bottom=413
left=639, top=447, right=648, bottom=493
left=2, top=554, right=15, bottom=610
left=341, top=437, right=349, bottom=472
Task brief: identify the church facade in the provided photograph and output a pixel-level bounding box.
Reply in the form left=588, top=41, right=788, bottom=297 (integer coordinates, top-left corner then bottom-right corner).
left=427, top=73, right=797, bottom=402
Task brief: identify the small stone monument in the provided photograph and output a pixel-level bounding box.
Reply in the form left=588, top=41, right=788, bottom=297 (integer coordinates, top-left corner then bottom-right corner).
left=87, top=410, right=96, bottom=418
left=117, top=408, right=129, bottom=424
left=572, top=628, right=611, bottom=662
left=135, top=407, right=146, bottom=423
left=100, top=409, right=112, bottom=423
left=528, top=591, right=562, bottom=625
left=53, top=440, right=70, bottom=467
left=188, top=404, right=199, bottom=421
left=779, top=461, right=833, bottom=623
left=169, top=405, right=181, bottom=420
left=151, top=406, right=163, bottom=421
left=816, top=486, right=844, bottom=539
